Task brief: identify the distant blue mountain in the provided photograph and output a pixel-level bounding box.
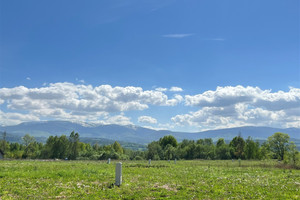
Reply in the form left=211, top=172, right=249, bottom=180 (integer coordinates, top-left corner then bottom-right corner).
left=1, top=121, right=299, bottom=144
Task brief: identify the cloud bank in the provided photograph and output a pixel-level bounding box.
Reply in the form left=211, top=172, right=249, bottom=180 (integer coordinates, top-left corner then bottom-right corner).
left=0, top=82, right=182, bottom=126
left=0, top=84, right=299, bottom=130
left=172, top=86, right=300, bottom=130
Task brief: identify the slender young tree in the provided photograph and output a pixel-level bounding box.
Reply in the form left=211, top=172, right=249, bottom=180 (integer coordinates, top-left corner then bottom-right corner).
left=69, top=131, right=80, bottom=160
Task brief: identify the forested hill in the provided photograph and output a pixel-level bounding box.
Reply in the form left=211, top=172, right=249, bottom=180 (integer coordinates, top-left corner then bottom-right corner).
left=1, top=121, right=299, bottom=145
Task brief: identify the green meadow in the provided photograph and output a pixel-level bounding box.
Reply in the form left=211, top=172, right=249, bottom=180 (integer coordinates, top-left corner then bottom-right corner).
left=0, top=160, right=299, bottom=199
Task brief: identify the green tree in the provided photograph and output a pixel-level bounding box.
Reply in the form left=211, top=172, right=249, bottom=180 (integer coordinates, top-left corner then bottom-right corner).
left=288, top=142, right=299, bottom=165
left=216, top=138, right=230, bottom=160
left=146, top=141, right=163, bottom=160
left=259, top=142, right=271, bottom=160
left=164, top=144, right=176, bottom=160
left=185, top=142, right=197, bottom=159
left=229, top=136, right=245, bottom=159
left=216, top=138, right=226, bottom=147
left=195, top=138, right=215, bottom=159
left=22, top=134, right=37, bottom=158
left=268, top=132, right=290, bottom=160
left=22, top=134, right=36, bottom=146
left=159, top=135, right=178, bottom=149
left=112, top=141, right=123, bottom=154
left=0, top=131, right=7, bottom=156
left=244, top=137, right=260, bottom=160
left=69, top=131, right=80, bottom=160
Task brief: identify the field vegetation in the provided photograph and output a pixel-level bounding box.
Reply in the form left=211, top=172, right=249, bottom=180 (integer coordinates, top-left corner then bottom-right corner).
left=0, top=159, right=299, bottom=199
left=0, top=132, right=300, bottom=199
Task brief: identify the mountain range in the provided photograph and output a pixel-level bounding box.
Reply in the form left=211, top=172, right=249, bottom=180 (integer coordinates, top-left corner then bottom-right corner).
left=1, top=121, right=299, bottom=145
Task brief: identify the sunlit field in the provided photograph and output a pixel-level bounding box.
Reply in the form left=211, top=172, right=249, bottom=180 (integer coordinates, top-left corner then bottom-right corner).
left=0, top=160, right=299, bottom=199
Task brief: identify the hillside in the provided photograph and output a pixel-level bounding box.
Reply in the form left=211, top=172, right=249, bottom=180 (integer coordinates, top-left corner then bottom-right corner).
left=1, top=121, right=299, bottom=145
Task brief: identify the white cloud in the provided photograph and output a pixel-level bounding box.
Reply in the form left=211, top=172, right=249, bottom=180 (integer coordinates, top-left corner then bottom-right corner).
left=171, top=106, right=292, bottom=131
left=0, top=83, right=181, bottom=113
left=172, top=86, right=300, bottom=130
left=170, top=87, right=183, bottom=92
left=0, top=110, right=40, bottom=126
left=162, top=33, right=194, bottom=38
left=104, top=114, right=133, bottom=126
left=1, top=84, right=299, bottom=130
left=155, top=87, right=168, bottom=92
left=26, top=77, right=31, bottom=81
left=0, top=82, right=181, bottom=126
left=138, top=116, right=157, bottom=124
left=185, top=85, right=300, bottom=110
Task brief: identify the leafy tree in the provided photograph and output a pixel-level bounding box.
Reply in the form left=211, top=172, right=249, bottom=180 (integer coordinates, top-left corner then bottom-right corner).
left=146, top=141, right=163, bottom=160
left=22, top=134, right=37, bottom=158
left=58, top=135, right=70, bottom=159
left=164, top=144, right=176, bottom=160
left=259, top=142, right=271, bottom=160
left=204, top=138, right=213, bottom=146
left=22, top=134, right=36, bottom=146
left=216, top=144, right=231, bottom=159
left=0, top=131, right=7, bottom=156
left=179, top=139, right=194, bottom=149
left=216, top=138, right=226, bottom=147
left=185, top=142, right=197, bottom=159
left=112, top=141, right=123, bottom=154
left=43, top=135, right=70, bottom=159
left=216, top=139, right=230, bottom=160
left=288, top=142, right=299, bottom=165
left=196, top=139, right=204, bottom=145
left=268, top=132, right=290, bottom=160
left=69, top=131, right=80, bottom=160
left=195, top=144, right=205, bottom=159
left=159, top=135, right=178, bottom=149
left=195, top=139, right=215, bottom=159
left=244, top=137, right=260, bottom=160
left=229, top=136, right=245, bottom=159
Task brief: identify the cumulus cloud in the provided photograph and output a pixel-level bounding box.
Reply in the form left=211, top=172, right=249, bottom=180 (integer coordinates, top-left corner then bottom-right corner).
left=171, top=106, right=292, bottom=130
left=170, top=87, right=183, bottom=92
left=1, top=84, right=299, bottom=130
left=155, top=87, right=168, bottom=92
left=172, top=86, right=300, bottom=130
left=0, top=82, right=181, bottom=126
left=0, top=110, right=40, bottom=126
left=104, top=114, right=133, bottom=126
left=138, top=116, right=157, bottom=124
left=155, top=87, right=183, bottom=92
left=185, top=86, right=300, bottom=110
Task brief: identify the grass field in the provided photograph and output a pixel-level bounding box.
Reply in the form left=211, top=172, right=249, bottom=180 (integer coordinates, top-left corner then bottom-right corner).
left=0, top=160, right=299, bottom=199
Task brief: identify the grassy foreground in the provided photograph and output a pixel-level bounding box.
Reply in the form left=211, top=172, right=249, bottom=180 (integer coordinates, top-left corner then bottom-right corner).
left=0, top=160, right=299, bottom=199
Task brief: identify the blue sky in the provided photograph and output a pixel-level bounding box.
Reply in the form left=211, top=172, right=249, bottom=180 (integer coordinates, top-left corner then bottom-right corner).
left=0, top=0, right=299, bottom=132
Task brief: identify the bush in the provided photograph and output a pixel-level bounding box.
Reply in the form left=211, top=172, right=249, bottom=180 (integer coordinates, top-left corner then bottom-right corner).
left=90, top=154, right=100, bottom=160
left=134, top=156, right=143, bottom=160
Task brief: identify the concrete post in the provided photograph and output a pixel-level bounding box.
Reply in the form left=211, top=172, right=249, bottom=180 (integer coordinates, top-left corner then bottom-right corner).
left=107, top=158, right=111, bottom=164
left=115, top=162, right=122, bottom=186
left=174, top=158, right=177, bottom=164
left=148, top=159, right=151, bottom=165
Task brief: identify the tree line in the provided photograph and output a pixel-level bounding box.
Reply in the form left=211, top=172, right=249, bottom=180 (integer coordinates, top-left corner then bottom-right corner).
left=0, top=131, right=299, bottom=166
left=146, top=133, right=299, bottom=165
